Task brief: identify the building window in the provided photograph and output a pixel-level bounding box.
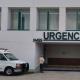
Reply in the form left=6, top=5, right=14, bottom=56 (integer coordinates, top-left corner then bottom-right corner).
left=38, top=8, right=59, bottom=31
left=9, top=8, right=30, bottom=30
left=66, top=8, right=80, bottom=30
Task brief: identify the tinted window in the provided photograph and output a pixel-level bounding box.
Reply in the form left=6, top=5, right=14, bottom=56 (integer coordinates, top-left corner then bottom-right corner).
left=0, top=54, right=7, bottom=60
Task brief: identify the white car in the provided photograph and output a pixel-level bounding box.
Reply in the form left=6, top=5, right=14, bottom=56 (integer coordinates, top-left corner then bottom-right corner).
left=0, top=48, right=29, bottom=75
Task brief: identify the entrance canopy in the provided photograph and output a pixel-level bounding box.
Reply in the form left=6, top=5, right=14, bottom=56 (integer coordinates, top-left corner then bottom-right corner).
left=33, top=31, right=80, bottom=44
left=33, top=40, right=80, bottom=44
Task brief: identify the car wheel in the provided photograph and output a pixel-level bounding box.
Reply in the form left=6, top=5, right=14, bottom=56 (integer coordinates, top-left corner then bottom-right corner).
left=4, top=67, right=14, bottom=76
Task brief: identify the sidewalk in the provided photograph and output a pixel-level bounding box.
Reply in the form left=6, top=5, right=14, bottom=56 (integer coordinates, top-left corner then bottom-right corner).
left=0, top=71, right=80, bottom=80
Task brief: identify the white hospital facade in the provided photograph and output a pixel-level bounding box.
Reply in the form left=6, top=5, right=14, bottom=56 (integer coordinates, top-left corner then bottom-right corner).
left=1, top=0, right=80, bottom=71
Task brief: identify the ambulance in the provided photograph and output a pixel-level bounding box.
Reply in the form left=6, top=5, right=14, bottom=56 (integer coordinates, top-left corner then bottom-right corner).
left=0, top=48, right=29, bottom=75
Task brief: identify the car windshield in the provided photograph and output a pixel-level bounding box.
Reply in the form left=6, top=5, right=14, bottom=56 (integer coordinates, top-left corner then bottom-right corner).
left=4, top=53, right=18, bottom=60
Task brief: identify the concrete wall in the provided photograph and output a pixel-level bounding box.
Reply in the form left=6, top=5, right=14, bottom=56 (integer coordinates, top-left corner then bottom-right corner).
left=34, top=43, right=43, bottom=71
left=46, top=44, right=80, bottom=58
left=0, top=0, right=80, bottom=7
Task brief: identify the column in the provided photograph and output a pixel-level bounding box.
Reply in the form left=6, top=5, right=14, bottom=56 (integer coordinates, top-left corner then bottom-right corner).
left=59, top=7, right=66, bottom=31
left=1, top=7, right=8, bottom=31
left=30, top=7, right=37, bottom=31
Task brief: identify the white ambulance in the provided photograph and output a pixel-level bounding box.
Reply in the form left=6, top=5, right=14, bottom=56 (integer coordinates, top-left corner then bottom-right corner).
left=0, top=48, right=29, bottom=75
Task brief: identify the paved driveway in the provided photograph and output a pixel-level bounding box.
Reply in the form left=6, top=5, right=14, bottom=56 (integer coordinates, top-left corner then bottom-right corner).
left=0, top=71, right=80, bottom=80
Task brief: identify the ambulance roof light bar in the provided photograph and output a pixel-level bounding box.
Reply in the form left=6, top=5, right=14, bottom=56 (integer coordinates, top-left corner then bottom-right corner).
left=0, top=48, right=8, bottom=51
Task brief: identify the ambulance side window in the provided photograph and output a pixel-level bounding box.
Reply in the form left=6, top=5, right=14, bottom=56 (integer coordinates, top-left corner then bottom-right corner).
left=0, top=54, right=7, bottom=61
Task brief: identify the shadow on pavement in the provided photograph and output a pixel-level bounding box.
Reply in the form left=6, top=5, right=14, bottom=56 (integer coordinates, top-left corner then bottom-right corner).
left=0, top=72, right=34, bottom=76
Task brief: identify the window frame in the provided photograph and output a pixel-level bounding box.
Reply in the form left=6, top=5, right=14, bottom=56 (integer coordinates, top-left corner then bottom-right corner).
left=66, top=8, right=80, bottom=31
left=8, top=8, right=30, bottom=31
left=37, top=8, right=59, bottom=31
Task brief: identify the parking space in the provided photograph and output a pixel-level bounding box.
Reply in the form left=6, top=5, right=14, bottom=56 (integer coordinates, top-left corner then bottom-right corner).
left=0, top=71, right=80, bottom=80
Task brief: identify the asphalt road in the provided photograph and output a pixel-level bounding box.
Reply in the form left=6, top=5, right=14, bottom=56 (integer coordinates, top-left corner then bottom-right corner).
left=0, top=71, right=80, bottom=80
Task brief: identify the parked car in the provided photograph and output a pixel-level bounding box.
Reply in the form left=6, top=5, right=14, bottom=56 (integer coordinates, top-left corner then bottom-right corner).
left=0, top=48, right=29, bottom=75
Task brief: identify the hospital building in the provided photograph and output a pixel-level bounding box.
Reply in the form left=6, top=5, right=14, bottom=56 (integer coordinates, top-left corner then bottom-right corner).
left=0, top=0, right=80, bottom=71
